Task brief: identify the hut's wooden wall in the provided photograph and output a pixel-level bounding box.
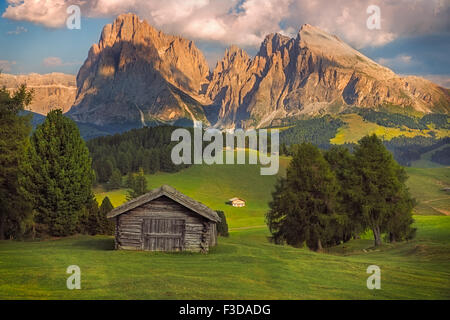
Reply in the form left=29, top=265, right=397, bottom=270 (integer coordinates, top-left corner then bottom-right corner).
left=115, top=196, right=217, bottom=252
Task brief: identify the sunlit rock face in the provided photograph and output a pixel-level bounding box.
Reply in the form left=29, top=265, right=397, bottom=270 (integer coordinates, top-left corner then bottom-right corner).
left=0, top=73, right=76, bottom=115
left=70, top=13, right=211, bottom=126
left=69, top=14, right=449, bottom=129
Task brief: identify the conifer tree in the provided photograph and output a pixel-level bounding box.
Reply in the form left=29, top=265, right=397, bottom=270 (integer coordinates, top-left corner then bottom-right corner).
left=25, top=110, right=94, bottom=236
left=108, top=168, right=122, bottom=190
left=266, top=143, right=339, bottom=251
left=126, top=168, right=148, bottom=200
left=99, top=196, right=115, bottom=235
left=324, top=146, right=366, bottom=243
left=353, top=134, right=415, bottom=246
left=0, top=84, right=33, bottom=239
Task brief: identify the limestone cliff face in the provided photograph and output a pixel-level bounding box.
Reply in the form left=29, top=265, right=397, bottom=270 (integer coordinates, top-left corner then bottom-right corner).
left=70, top=15, right=449, bottom=129
left=0, top=73, right=76, bottom=115
left=206, top=24, right=450, bottom=128
left=70, top=13, right=211, bottom=126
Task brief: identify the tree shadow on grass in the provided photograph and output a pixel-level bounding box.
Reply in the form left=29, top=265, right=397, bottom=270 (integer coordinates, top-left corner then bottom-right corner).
left=70, top=237, right=115, bottom=251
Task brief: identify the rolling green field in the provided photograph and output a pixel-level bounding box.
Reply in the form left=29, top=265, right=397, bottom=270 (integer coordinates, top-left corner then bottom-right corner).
left=0, top=155, right=449, bottom=299
left=0, top=216, right=448, bottom=299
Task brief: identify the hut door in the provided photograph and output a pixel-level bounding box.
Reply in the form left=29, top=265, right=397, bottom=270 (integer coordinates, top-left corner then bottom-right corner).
left=142, top=219, right=185, bottom=251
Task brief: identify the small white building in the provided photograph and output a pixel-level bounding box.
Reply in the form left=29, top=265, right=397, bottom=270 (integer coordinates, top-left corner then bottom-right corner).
left=229, top=197, right=246, bottom=207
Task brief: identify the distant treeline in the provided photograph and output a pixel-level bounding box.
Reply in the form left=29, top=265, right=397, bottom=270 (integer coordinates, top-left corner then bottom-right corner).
left=87, top=126, right=192, bottom=184
left=357, top=109, right=449, bottom=130
left=279, top=115, right=344, bottom=148
left=430, top=145, right=450, bottom=166
left=384, top=136, right=450, bottom=166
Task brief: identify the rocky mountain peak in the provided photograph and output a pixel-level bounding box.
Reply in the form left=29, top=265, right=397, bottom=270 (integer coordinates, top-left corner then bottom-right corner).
left=70, top=13, right=211, bottom=127
left=68, top=15, right=449, bottom=130
left=258, top=33, right=291, bottom=57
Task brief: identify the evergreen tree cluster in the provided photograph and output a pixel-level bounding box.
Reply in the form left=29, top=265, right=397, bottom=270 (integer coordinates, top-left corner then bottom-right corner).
left=0, top=83, right=115, bottom=239
left=215, top=211, right=229, bottom=237
left=266, top=135, right=416, bottom=251
left=0, top=85, right=33, bottom=239
left=430, top=146, right=450, bottom=166
left=279, top=116, right=344, bottom=149
left=384, top=136, right=449, bottom=166
left=125, top=168, right=149, bottom=200
left=87, top=126, right=191, bottom=185
left=357, top=109, right=449, bottom=130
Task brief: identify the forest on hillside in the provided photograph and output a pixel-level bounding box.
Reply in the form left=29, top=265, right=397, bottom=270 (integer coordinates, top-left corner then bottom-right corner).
left=87, top=126, right=192, bottom=184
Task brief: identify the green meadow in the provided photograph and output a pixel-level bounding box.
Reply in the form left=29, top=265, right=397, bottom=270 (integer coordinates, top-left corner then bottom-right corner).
left=0, top=155, right=449, bottom=299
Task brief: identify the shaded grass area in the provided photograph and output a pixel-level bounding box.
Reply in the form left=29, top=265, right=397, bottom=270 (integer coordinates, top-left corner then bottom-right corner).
left=0, top=216, right=448, bottom=299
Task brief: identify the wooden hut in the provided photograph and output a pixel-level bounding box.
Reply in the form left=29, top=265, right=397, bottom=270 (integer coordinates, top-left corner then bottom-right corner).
left=229, top=197, right=246, bottom=207
left=107, top=185, right=220, bottom=253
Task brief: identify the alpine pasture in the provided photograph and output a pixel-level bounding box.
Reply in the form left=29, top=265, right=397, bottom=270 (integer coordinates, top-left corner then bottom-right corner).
left=0, top=156, right=449, bottom=299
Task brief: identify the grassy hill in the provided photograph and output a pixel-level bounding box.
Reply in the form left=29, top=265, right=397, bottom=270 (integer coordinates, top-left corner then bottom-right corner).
left=95, top=152, right=291, bottom=228
left=0, top=216, right=448, bottom=299
left=1, top=151, right=449, bottom=299
left=94, top=156, right=449, bottom=219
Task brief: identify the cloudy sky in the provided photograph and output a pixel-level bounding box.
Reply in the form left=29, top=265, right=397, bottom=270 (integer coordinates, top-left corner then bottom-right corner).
left=0, top=0, right=449, bottom=87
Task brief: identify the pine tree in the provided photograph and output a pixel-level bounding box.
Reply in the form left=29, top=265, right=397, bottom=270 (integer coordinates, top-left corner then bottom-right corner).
left=126, top=168, right=148, bottom=200
left=0, top=85, right=33, bottom=239
left=86, top=199, right=100, bottom=235
left=353, top=134, right=415, bottom=246
left=215, top=211, right=229, bottom=237
left=25, top=110, right=94, bottom=236
left=98, top=196, right=115, bottom=235
left=324, top=146, right=366, bottom=243
left=266, top=143, right=339, bottom=251
left=108, top=168, right=122, bottom=190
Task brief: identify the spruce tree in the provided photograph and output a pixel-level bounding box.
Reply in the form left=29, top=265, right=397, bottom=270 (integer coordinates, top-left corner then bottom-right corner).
left=126, top=168, right=148, bottom=200
left=25, top=110, right=94, bottom=236
left=0, top=84, right=33, bottom=239
left=108, top=168, right=122, bottom=190
left=324, top=146, right=366, bottom=243
left=266, top=143, right=339, bottom=251
left=353, top=134, right=415, bottom=246
left=215, top=211, right=229, bottom=237
left=99, top=196, right=115, bottom=235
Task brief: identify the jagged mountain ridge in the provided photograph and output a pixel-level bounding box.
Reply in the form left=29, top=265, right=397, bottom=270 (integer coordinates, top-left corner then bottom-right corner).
left=0, top=73, right=76, bottom=115
left=69, top=13, right=210, bottom=127
left=68, top=14, right=449, bottom=129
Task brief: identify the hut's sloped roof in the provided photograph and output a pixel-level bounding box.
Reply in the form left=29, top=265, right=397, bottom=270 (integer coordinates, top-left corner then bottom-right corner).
left=107, top=185, right=221, bottom=222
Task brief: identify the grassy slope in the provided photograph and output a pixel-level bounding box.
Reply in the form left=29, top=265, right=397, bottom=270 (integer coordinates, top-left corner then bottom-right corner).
left=1, top=152, right=449, bottom=299
left=0, top=216, right=448, bottom=299
left=95, top=152, right=291, bottom=229
left=405, top=167, right=450, bottom=216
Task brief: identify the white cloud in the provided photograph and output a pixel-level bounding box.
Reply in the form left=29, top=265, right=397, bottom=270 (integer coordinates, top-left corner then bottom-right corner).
left=2, top=0, right=71, bottom=28
left=0, top=60, right=17, bottom=72
left=42, top=56, right=80, bottom=67
left=2, top=0, right=449, bottom=49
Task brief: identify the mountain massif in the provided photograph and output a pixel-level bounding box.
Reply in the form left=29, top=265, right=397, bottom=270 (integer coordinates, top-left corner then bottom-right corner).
left=0, top=73, right=76, bottom=115
left=4, top=13, right=449, bottom=130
